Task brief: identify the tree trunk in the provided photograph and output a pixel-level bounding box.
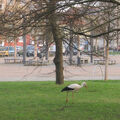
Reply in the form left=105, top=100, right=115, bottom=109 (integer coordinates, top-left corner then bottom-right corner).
left=104, top=10, right=111, bottom=81
left=103, top=39, right=106, bottom=57
left=77, top=35, right=81, bottom=66
left=14, top=39, right=17, bottom=61
left=90, top=37, right=93, bottom=63
left=45, top=40, right=49, bottom=61
left=69, top=22, right=73, bottom=65
left=53, top=39, right=64, bottom=84
left=34, top=37, right=38, bottom=61
left=23, top=34, right=26, bottom=64
left=48, top=1, right=64, bottom=84
left=95, top=39, right=98, bottom=52
left=45, top=28, right=49, bottom=61
left=69, top=34, right=73, bottom=65
left=104, top=40, right=109, bottom=81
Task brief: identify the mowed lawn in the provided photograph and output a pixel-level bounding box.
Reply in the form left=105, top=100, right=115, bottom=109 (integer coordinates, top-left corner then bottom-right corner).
left=0, top=81, right=120, bottom=120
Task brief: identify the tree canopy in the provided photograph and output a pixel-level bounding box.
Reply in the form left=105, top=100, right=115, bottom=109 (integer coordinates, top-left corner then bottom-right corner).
left=0, top=0, right=119, bottom=84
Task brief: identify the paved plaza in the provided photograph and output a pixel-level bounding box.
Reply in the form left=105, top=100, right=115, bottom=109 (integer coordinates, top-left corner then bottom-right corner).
left=0, top=55, right=120, bottom=81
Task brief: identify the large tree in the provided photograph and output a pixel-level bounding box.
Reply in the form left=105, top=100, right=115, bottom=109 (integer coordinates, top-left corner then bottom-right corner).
left=0, top=0, right=120, bottom=84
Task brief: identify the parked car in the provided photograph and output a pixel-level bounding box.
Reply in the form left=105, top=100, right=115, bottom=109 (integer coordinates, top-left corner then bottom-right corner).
left=64, top=44, right=84, bottom=55
left=0, top=47, right=9, bottom=56
left=65, top=46, right=78, bottom=55
left=16, top=46, right=23, bottom=52
left=5, top=46, right=15, bottom=56
left=26, top=45, right=34, bottom=57
left=17, top=48, right=23, bottom=56
left=17, top=45, right=40, bottom=57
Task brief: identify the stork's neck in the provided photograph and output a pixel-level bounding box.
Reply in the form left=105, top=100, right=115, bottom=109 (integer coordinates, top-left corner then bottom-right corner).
left=81, top=83, right=84, bottom=88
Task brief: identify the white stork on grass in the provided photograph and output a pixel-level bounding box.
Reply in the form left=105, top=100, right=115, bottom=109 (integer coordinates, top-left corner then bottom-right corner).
left=61, top=82, right=87, bottom=103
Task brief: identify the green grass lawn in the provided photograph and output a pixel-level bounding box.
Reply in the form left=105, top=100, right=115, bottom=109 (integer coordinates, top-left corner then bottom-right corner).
left=0, top=80, right=120, bottom=120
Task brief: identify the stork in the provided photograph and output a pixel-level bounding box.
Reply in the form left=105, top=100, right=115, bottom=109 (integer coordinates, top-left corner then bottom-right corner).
left=61, top=82, right=87, bottom=103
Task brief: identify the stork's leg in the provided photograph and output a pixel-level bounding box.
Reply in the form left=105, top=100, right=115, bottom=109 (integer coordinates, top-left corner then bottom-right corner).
left=72, top=91, right=74, bottom=103
left=66, top=92, right=69, bottom=103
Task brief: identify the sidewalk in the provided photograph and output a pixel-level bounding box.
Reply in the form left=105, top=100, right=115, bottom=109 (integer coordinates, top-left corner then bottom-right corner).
left=0, top=55, right=120, bottom=81
left=0, top=62, right=120, bottom=81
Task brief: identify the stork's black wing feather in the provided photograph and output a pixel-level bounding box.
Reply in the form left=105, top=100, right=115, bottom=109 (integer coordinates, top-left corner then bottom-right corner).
left=61, top=86, right=74, bottom=92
